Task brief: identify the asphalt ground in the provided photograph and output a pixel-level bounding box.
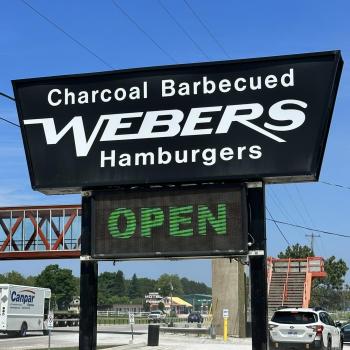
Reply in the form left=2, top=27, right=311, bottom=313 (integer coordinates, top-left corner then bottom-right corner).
left=0, top=326, right=348, bottom=350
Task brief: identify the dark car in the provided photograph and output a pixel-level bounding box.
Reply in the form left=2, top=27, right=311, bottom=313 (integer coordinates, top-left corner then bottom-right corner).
left=341, top=323, right=350, bottom=343
left=187, top=312, right=203, bottom=323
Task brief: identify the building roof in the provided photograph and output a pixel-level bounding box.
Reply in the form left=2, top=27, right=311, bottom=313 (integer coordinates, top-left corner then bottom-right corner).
left=171, top=296, right=192, bottom=307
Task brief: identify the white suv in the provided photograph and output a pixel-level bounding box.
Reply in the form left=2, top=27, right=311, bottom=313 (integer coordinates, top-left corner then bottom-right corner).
left=147, top=310, right=166, bottom=323
left=269, top=308, right=342, bottom=350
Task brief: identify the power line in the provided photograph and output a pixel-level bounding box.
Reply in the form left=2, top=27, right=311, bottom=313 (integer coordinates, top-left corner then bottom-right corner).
left=158, top=0, right=210, bottom=60
left=111, top=0, right=177, bottom=64
left=20, top=0, right=114, bottom=69
left=0, top=92, right=15, bottom=102
left=0, top=117, right=20, bottom=128
left=269, top=187, right=298, bottom=225
left=294, top=185, right=316, bottom=227
left=320, top=180, right=350, bottom=191
left=266, top=206, right=291, bottom=246
left=283, top=185, right=308, bottom=226
left=266, top=218, right=350, bottom=238
left=182, top=0, right=230, bottom=59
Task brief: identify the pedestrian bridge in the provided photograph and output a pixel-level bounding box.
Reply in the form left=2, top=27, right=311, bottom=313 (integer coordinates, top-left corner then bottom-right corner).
left=0, top=205, right=81, bottom=259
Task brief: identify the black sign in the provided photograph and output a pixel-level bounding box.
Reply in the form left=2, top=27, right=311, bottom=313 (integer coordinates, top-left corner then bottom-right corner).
left=91, top=186, right=248, bottom=259
left=13, top=51, right=342, bottom=194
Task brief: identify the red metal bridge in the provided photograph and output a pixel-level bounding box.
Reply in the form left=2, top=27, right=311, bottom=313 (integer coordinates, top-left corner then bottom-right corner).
left=0, top=205, right=81, bottom=259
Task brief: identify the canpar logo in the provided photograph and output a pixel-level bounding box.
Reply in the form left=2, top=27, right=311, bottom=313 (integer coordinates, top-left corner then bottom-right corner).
left=11, top=290, right=35, bottom=304
left=23, top=100, right=307, bottom=157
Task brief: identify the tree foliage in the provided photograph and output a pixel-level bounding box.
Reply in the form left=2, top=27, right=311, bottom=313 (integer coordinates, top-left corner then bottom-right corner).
left=181, top=277, right=211, bottom=295
left=36, top=264, right=77, bottom=310
left=277, top=244, right=314, bottom=259
left=322, top=256, right=348, bottom=290
left=156, top=274, right=183, bottom=297
left=128, top=274, right=140, bottom=300
left=0, top=271, right=28, bottom=285
left=98, top=270, right=126, bottom=306
left=0, top=266, right=212, bottom=311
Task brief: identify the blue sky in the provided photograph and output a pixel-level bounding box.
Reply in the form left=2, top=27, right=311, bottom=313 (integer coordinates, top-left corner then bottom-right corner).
left=1, top=0, right=350, bottom=286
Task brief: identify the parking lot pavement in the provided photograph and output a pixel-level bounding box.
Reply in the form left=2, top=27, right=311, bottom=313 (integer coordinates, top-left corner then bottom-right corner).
left=105, top=333, right=252, bottom=350
left=0, top=329, right=348, bottom=349
left=107, top=340, right=350, bottom=350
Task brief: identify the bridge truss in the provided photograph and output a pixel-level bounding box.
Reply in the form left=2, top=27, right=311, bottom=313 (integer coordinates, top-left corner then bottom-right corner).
left=0, top=205, right=81, bottom=259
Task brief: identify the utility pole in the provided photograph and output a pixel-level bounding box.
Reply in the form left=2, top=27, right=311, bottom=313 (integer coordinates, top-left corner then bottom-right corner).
left=305, top=232, right=321, bottom=253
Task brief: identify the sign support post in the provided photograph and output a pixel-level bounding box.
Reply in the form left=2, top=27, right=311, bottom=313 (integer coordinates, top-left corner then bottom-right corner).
left=248, top=183, right=267, bottom=350
left=79, top=193, right=98, bottom=350
left=129, top=312, right=135, bottom=343
left=47, top=310, right=54, bottom=349
left=223, top=309, right=229, bottom=341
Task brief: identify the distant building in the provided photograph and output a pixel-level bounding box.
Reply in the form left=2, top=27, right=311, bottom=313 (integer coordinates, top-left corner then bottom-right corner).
left=183, top=294, right=212, bottom=313
left=144, top=292, right=192, bottom=314
left=112, top=304, right=143, bottom=314
left=163, top=296, right=192, bottom=314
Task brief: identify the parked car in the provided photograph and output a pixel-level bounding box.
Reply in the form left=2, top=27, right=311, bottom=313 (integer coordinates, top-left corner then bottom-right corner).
left=187, top=312, right=203, bottom=323
left=341, top=323, right=350, bottom=343
left=147, top=310, right=166, bottom=323
left=269, top=307, right=342, bottom=350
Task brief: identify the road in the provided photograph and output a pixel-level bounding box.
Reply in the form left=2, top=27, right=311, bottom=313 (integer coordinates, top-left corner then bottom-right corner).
left=0, top=328, right=348, bottom=350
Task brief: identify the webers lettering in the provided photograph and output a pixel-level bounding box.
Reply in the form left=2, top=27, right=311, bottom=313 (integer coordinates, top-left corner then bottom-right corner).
left=108, top=204, right=227, bottom=239
left=23, top=99, right=306, bottom=158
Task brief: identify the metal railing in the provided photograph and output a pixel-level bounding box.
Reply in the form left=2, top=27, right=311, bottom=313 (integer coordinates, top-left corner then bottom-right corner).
left=267, top=256, right=327, bottom=308
left=0, top=205, right=81, bottom=259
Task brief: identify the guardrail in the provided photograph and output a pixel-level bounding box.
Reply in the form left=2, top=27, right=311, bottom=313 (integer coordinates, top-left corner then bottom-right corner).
left=97, top=310, right=149, bottom=317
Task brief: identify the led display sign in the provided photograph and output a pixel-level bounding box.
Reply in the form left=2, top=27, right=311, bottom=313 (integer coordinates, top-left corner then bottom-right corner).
left=91, top=186, right=247, bottom=259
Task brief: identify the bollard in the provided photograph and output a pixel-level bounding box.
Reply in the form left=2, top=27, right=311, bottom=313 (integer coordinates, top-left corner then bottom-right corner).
left=210, top=324, right=216, bottom=339
left=148, top=324, right=160, bottom=346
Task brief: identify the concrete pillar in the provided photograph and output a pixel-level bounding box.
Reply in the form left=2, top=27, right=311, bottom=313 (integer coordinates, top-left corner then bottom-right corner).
left=212, top=258, right=246, bottom=337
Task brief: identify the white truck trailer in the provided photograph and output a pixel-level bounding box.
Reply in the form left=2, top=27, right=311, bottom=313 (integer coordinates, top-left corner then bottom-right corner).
left=0, top=284, right=51, bottom=336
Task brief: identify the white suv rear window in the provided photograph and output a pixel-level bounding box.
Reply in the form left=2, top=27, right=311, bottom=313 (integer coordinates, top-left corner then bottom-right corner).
left=271, top=311, right=317, bottom=324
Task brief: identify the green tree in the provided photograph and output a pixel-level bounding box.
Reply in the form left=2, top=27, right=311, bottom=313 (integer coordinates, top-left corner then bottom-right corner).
left=36, top=264, right=77, bottom=310
left=128, top=274, right=140, bottom=300
left=311, top=256, right=349, bottom=310
left=158, top=301, right=165, bottom=312
left=115, top=270, right=126, bottom=296
left=0, top=271, right=27, bottom=285
left=25, top=275, right=37, bottom=286
left=144, top=302, right=151, bottom=312
left=98, top=271, right=126, bottom=306
left=277, top=244, right=314, bottom=259
left=156, top=274, right=183, bottom=297
left=181, top=277, right=211, bottom=295
left=138, top=277, right=157, bottom=297
left=322, top=256, right=348, bottom=290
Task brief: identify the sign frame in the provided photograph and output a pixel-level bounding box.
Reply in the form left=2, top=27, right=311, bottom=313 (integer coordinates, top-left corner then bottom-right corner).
left=90, top=184, right=248, bottom=260
left=12, top=51, right=343, bottom=194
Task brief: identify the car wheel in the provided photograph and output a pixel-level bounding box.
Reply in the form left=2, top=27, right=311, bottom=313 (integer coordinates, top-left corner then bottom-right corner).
left=19, top=322, right=28, bottom=337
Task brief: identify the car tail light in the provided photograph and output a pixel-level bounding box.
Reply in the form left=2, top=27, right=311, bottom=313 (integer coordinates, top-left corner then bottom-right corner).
left=307, top=325, right=324, bottom=336
left=316, top=325, right=324, bottom=336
